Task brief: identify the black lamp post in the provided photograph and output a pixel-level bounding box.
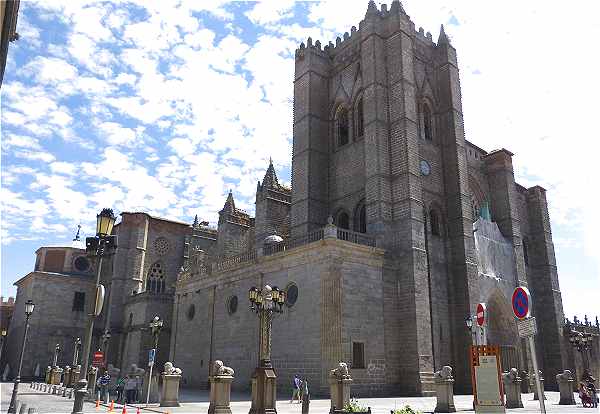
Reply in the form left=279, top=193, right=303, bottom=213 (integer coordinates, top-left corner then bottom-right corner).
left=52, top=343, right=61, bottom=367
left=72, top=208, right=117, bottom=414
left=145, top=315, right=163, bottom=405
left=248, top=285, right=286, bottom=414
left=101, top=330, right=111, bottom=367
left=72, top=337, right=81, bottom=366
left=0, top=329, right=7, bottom=361
left=8, top=299, right=35, bottom=413
left=569, top=330, right=593, bottom=370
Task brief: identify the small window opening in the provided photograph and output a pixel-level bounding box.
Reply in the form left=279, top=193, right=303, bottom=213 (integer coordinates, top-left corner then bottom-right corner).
left=337, top=212, right=350, bottom=230
left=430, top=210, right=440, bottom=236
left=352, top=342, right=365, bottom=369
left=355, top=98, right=364, bottom=138
left=423, top=104, right=432, bottom=141
left=337, top=107, right=349, bottom=146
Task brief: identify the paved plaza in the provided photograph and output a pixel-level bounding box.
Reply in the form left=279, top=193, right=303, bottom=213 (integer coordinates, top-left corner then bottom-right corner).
left=1, top=382, right=597, bottom=414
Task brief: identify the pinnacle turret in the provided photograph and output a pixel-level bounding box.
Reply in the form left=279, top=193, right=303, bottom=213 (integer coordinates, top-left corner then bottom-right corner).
left=193, top=214, right=199, bottom=228
left=262, top=158, right=279, bottom=189
left=365, top=0, right=378, bottom=18
left=438, top=24, right=450, bottom=46
left=222, top=190, right=236, bottom=213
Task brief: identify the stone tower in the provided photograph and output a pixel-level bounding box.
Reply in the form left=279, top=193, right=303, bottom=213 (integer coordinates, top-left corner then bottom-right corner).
left=254, top=159, right=291, bottom=246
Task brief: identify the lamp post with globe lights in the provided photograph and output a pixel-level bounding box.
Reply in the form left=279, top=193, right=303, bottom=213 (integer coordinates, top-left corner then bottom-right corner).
left=569, top=330, right=593, bottom=370
left=248, top=284, right=286, bottom=414
left=71, top=208, right=117, bottom=414
left=7, top=299, right=35, bottom=413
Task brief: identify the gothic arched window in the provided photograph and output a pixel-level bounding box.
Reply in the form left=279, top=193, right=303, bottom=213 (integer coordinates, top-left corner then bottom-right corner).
left=430, top=210, right=440, bottom=236
left=146, top=261, right=166, bottom=294
left=423, top=103, right=433, bottom=141
left=355, top=200, right=367, bottom=234
left=336, top=107, right=349, bottom=147
left=337, top=211, right=350, bottom=230
left=355, top=98, right=364, bottom=138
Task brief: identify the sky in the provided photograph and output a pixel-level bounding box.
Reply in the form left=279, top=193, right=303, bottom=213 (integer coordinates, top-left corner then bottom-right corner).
left=1, top=0, right=599, bottom=320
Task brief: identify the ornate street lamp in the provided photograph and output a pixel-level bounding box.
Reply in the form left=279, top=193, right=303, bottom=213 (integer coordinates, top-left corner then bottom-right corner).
left=8, top=299, right=35, bottom=413
left=72, top=337, right=81, bottom=366
left=465, top=315, right=475, bottom=345
left=72, top=208, right=117, bottom=414
left=52, top=343, right=61, bottom=367
left=146, top=315, right=163, bottom=405
left=101, top=330, right=111, bottom=366
left=0, top=329, right=7, bottom=360
left=569, top=330, right=593, bottom=370
left=248, top=284, right=286, bottom=414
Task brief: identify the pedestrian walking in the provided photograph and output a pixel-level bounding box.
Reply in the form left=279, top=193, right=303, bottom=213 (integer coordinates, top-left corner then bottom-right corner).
left=96, top=370, right=110, bottom=403
left=124, top=375, right=137, bottom=403
left=115, top=376, right=125, bottom=403
left=290, top=374, right=301, bottom=403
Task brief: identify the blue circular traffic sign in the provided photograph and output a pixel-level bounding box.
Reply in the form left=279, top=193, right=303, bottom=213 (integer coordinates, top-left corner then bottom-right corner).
left=512, top=286, right=531, bottom=320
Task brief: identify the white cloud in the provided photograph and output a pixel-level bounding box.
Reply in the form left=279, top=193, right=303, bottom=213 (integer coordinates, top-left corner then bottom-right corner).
left=98, top=121, right=139, bottom=147
left=246, top=0, right=295, bottom=25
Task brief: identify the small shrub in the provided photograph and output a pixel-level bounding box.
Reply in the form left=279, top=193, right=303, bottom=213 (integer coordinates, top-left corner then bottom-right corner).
left=391, top=406, right=422, bottom=414
left=344, top=398, right=368, bottom=412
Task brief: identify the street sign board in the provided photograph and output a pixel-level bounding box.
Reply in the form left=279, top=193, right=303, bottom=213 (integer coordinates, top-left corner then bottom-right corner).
left=148, top=348, right=156, bottom=367
left=512, top=286, right=531, bottom=320
left=470, top=345, right=506, bottom=413
left=476, top=303, right=487, bottom=327
left=517, top=317, right=537, bottom=338
left=92, top=351, right=104, bottom=367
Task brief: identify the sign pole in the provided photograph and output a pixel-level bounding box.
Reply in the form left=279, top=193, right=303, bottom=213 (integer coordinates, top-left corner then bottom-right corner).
left=528, top=335, right=546, bottom=414
left=146, top=348, right=155, bottom=406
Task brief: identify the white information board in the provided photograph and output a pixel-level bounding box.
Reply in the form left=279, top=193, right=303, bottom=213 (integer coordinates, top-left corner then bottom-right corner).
left=475, top=355, right=504, bottom=412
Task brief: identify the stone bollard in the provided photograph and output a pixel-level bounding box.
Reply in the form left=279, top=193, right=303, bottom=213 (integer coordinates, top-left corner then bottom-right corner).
left=62, top=386, right=67, bottom=397
left=18, top=403, right=27, bottom=414
left=27, top=408, right=36, bottom=414
left=556, top=370, right=576, bottom=405
left=434, top=366, right=456, bottom=413
left=502, top=368, right=523, bottom=408
left=520, top=370, right=530, bottom=394
left=532, top=370, right=546, bottom=400
left=45, top=366, right=52, bottom=384
left=209, top=360, right=235, bottom=414
left=329, top=362, right=353, bottom=413
left=160, top=362, right=183, bottom=407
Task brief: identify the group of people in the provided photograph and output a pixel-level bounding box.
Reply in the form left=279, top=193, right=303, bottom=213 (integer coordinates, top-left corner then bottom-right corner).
left=95, top=369, right=143, bottom=404
left=291, top=374, right=310, bottom=405
left=579, top=369, right=598, bottom=408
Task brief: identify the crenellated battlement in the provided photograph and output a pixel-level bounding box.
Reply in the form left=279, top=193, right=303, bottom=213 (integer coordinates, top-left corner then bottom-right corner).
left=295, top=0, right=441, bottom=63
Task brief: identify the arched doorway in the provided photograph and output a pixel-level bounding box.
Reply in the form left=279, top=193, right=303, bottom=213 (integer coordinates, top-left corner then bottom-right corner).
left=485, top=290, right=522, bottom=372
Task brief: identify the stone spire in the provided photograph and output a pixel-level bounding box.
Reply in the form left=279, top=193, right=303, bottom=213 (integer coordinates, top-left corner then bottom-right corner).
left=193, top=214, right=199, bottom=228
left=262, top=157, right=279, bottom=189
left=222, top=190, right=236, bottom=213
left=438, top=24, right=450, bottom=46
left=72, top=224, right=81, bottom=242
left=365, top=0, right=378, bottom=18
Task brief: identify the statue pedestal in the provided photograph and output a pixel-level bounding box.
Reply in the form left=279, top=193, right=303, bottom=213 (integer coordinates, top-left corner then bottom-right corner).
left=556, top=371, right=575, bottom=405
left=249, top=367, right=277, bottom=414
left=63, top=367, right=72, bottom=388
left=532, top=375, right=546, bottom=400
left=51, top=367, right=63, bottom=385
left=143, top=372, right=160, bottom=403
left=434, top=378, right=456, bottom=413
left=502, top=373, right=523, bottom=408
left=70, top=367, right=81, bottom=387
left=209, top=375, right=234, bottom=414
left=160, top=374, right=182, bottom=407
left=45, top=367, right=52, bottom=384
left=87, top=369, right=98, bottom=396
left=329, top=377, right=353, bottom=413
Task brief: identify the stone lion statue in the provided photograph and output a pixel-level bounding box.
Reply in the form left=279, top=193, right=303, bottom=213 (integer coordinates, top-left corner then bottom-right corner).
left=556, top=370, right=572, bottom=381
left=435, top=365, right=453, bottom=380
left=329, top=362, right=350, bottom=379
left=213, top=360, right=234, bottom=376
left=502, top=368, right=520, bottom=382
left=163, top=362, right=182, bottom=375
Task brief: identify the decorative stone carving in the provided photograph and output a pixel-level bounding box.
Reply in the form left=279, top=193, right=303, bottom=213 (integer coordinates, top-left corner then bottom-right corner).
left=209, top=360, right=235, bottom=414
left=520, top=370, right=530, bottom=393
left=556, top=370, right=575, bottom=405
left=329, top=362, right=353, bottom=413
left=434, top=366, right=456, bottom=413
left=63, top=366, right=71, bottom=388
left=160, top=362, right=182, bottom=407
left=502, top=368, right=523, bottom=408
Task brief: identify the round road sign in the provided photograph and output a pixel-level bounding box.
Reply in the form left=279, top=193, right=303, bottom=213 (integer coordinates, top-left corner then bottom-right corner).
left=476, top=303, right=486, bottom=326
left=512, top=286, right=531, bottom=320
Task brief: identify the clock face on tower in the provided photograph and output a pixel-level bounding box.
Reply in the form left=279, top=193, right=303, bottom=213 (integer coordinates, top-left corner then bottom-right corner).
left=420, top=160, right=431, bottom=176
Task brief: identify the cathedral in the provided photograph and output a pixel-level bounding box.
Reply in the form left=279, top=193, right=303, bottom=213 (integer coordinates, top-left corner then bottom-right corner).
left=5, top=1, right=575, bottom=397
